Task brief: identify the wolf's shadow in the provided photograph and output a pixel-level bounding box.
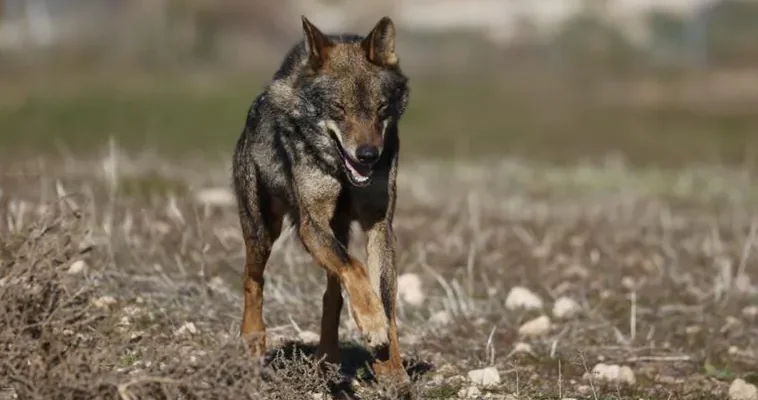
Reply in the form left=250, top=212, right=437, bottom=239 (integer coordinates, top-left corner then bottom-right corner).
left=264, top=340, right=433, bottom=398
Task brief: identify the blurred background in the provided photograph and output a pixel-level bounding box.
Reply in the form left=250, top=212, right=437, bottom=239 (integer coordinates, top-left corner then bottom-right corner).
left=1, top=0, right=757, bottom=169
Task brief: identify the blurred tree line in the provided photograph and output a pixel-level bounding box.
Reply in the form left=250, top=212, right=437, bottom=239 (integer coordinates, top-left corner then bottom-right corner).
left=1, top=0, right=757, bottom=75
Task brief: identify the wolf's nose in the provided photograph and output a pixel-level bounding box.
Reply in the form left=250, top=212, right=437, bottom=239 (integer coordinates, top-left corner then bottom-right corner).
left=356, top=145, right=380, bottom=165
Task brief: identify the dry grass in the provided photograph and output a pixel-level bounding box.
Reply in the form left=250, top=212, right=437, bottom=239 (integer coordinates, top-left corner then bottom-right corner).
left=1, top=148, right=757, bottom=399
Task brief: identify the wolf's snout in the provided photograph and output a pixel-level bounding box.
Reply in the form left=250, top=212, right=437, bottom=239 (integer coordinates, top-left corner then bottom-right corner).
left=355, top=145, right=380, bottom=165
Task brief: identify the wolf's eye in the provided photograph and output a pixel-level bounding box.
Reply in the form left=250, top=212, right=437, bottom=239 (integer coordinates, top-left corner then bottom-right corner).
left=377, top=102, right=389, bottom=115
left=330, top=103, right=346, bottom=119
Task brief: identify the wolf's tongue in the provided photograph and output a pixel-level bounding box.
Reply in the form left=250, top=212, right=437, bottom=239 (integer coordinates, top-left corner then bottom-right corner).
left=345, top=159, right=370, bottom=181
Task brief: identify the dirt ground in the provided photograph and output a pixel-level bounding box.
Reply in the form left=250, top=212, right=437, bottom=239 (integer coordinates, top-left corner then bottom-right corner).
left=1, top=153, right=757, bottom=400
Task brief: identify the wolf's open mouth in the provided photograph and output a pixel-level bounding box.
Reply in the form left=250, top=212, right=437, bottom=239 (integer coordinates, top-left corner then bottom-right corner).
left=343, top=154, right=372, bottom=185
left=328, top=131, right=373, bottom=187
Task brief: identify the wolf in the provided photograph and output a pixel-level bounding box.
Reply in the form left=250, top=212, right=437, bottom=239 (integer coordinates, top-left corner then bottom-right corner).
left=231, top=16, right=411, bottom=382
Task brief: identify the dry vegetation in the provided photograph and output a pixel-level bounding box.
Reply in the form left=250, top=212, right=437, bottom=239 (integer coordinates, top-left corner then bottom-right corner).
left=3, top=3, right=758, bottom=398
left=1, top=148, right=757, bottom=400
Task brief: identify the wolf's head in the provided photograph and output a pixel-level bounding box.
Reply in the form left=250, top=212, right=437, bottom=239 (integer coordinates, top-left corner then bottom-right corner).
left=273, top=16, right=410, bottom=187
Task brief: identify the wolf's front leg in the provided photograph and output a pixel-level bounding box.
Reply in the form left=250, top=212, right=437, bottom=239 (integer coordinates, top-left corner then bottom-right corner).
left=364, top=220, right=408, bottom=382
left=298, top=215, right=389, bottom=351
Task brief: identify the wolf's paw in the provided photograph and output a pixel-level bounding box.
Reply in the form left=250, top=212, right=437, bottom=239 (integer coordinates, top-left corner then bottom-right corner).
left=363, top=318, right=389, bottom=350
left=241, top=330, right=267, bottom=359
left=353, top=307, right=389, bottom=350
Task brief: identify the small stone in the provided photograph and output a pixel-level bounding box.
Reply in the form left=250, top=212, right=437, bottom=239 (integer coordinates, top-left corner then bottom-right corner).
left=518, top=315, right=551, bottom=337
left=397, top=273, right=425, bottom=306
left=621, top=276, right=636, bottom=290
left=618, top=366, right=636, bottom=385
left=67, top=260, right=88, bottom=275
left=657, top=375, right=684, bottom=384
left=735, top=274, right=753, bottom=293
left=467, top=366, right=501, bottom=387
left=208, top=276, right=227, bottom=293
left=686, top=325, right=702, bottom=335
left=729, top=379, right=758, bottom=400
left=298, top=330, right=320, bottom=344
left=552, top=296, right=581, bottom=319
left=174, top=322, right=198, bottom=337
left=429, top=310, right=452, bottom=326
left=512, top=342, right=533, bottom=354
left=92, top=295, right=117, bottom=309
left=310, top=391, right=325, bottom=400
left=586, top=363, right=635, bottom=385
left=505, top=286, right=543, bottom=311
left=458, top=386, right=481, bottom=398
left=743, top=306, right=758, bottom=318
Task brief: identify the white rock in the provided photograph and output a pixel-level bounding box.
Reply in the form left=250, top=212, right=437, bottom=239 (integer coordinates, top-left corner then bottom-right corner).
left=467, top=366, right=501, bottom=387
left=512, top=342, right=533, bottom=354
left=67, top=260, right=88, bottom=275
left=194, top=187, right=236, bottom=207
left=298, top=330, right=320, bottom=344
left=686, top=325, right=702, bottom=335
left=458, top=386, right=481, bottom=398
left=552, top=296, right=581, bottom=319
left=618, top=366, right=636, bottom=385
left=310, top=391, right=325, bottom=400
left=118, top=316, right=131, bottom=327
left=397, top=273, right=425, bottom=306
left=621, top=276, right=636, bottom=290
left=518, top=316, right=551, bottom=337
left=730, top=379, right=758, bottom=400
left=505, top=286, right=543, bottom=310
left=429, top=310, right=452, bottom=326
left=735, top=274, right=753, bottom=293
left=92, top=295, right=117, bottom=309
left=174, top=322, right=198, bottom=337
left=208, top=276, right=228, bottom=293
left=586, top=363, right=636, bottom=385
left=743, top=306, right=758, bottom=318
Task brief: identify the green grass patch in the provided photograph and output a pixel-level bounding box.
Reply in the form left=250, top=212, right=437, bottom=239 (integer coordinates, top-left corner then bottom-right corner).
left=1, top=73, right=756, bottom=168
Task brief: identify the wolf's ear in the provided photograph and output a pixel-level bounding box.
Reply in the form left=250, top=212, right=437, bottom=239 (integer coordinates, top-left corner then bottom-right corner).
left=302, top=16, right=332, bottom=69
left=361, top=17, right=398, bottom=67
